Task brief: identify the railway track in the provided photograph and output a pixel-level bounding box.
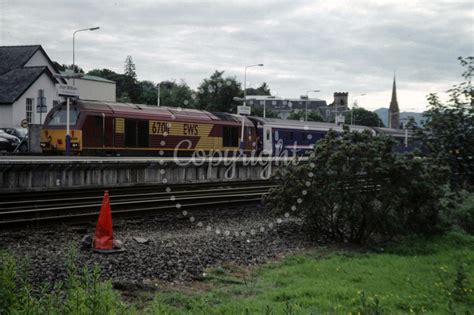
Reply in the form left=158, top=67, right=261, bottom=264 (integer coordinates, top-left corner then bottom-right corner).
left=0, top=180, right=274, bottom=226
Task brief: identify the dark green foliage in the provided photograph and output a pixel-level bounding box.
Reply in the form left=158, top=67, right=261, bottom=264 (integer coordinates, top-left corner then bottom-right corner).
left=266, top=129, right=448, bottom=243
left=245, top=82, right=271, bottom=96
left=445, top=191, right=474, bottom=234
left=0, top=248, right=131, bottom=315
left=158, top=80, right=195, bottom=108
left=196, top=70, right=243, bottom=113
left=123, top=55, right=137, bottom=80
left=61, top=64, right=85, bottom=74
left=416, top=56, right=474, bottom=190
left=346, top=107, right=385, bottom=127
left=251, top=106, right=280, bottom=118
left=287, top=111, right=325, bottom=122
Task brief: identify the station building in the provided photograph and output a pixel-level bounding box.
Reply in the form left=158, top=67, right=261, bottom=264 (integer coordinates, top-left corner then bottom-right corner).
left=245, top=92, right=349, bottom=121
left=245, top=95, right=328, bottom=120
left=0, top=45, right=116, bottom=128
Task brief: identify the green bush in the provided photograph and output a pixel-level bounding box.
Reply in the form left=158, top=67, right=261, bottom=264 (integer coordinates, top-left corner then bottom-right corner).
left=450, top=191, right=474, bottom=234
left=0, top=248, right=132, bottom=315
left=266, top=129, right=449, bottom=244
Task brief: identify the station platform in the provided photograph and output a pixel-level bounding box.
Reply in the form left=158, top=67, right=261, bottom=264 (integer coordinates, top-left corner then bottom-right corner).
left=0, top=156, right=306, bottom=192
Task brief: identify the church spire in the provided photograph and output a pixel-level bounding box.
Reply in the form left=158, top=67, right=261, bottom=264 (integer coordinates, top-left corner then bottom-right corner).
left=388, top=74, right=400, bottom=129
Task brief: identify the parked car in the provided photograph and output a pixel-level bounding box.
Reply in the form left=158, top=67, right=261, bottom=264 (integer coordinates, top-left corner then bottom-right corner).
left=0, top=128, right=28, bottom=152
left=0, top=136, right=14, bottom=152
left=0, top=129, right=21, bottom=152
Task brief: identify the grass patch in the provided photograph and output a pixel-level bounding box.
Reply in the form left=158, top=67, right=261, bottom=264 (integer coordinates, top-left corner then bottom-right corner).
left=148, top=232, right=474, bottom=314
left=1, top=232, right=473, bottom=314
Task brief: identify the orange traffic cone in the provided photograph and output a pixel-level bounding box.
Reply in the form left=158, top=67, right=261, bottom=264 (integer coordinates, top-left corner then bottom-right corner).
left=93, top=191, right=124, bottom=253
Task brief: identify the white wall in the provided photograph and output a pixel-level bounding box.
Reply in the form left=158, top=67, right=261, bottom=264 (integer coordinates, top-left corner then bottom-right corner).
left=24, top=50, right=58, bottom=75
left=67, top=78, right=116, bottom=102
left=10, top=73, right=63, bottom=127
left=0, top=106, right=13, bottom=127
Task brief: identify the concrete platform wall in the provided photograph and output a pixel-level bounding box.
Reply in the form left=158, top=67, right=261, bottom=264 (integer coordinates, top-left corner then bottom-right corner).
left=0, top=157, right=301, bottom=192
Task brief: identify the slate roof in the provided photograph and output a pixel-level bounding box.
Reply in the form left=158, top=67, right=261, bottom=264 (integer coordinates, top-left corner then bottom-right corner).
left=60, top=71, right=116, bottom=84
left=0, top=66, right=52, bottom=104
left=0, top=45, right=42, bottom=75
left=0, top=45, right=62, bottom=105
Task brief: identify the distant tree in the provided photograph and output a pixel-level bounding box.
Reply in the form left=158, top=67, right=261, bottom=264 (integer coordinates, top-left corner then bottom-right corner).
left=245, top=82, right=271, bottom=96
left=196, top=70, right=243, bottom=113
left=345, top=107, right=384, bottom=127
left=52, top=61, right=65, bottom=72
left=87, top=68, right=140, bottom=103
left=288, top=111, right=325, bottom=122
left=61, top=64, right=84, bottom=74
left=158, top=80, right=195, bottom=108
left=118, top=92, right=131, bottom=103
left=138, top=80, right=158, bottom=105
left=251, top=106, right=280, bottom=118
left=417, top=56, right=474, bottom=189
left=123, top=55, right=137, bottom=80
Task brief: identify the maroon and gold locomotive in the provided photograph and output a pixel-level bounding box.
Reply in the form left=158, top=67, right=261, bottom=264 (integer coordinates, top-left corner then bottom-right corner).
left=40, top=100, right=257, bottom=156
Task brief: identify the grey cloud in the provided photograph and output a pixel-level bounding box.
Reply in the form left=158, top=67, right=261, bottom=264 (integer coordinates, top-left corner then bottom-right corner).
left=0, top=0, right=472, bottom=110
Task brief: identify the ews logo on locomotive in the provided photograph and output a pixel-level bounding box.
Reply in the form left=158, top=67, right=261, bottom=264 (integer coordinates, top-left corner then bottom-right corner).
left=183, top=124, right=198, bottom=136
left=149, top=121, right=199, bottom=136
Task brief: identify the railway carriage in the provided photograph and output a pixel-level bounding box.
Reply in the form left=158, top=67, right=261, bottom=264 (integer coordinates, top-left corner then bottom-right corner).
left=40, top=100, right=256, bottom=156
left=249, top=117, right=375, bottom=156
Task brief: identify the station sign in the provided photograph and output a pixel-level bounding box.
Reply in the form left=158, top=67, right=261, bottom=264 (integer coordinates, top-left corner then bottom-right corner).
left=56, top=84, right=79, bottom=98
left=237, top=105, right=251, bottom=116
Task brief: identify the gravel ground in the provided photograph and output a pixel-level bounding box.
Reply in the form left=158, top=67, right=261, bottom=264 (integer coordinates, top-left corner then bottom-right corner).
left=0, top=204, right=311, bottom=287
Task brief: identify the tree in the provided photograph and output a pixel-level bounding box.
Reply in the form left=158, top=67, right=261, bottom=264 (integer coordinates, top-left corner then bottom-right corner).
left=417, top=57, right=474, bottom=189
left=288, top=111, right=325, bottom=122
left=59, top=64, right=84, bottom=74
left=265, top=128, right=448, bottom=243
left=158, top=80, right=195, bottom=108
left=123, top=55, right=137, bottom=80
left=138, top=80, right=159, bottom=105
left=245, top=82, right=271, bottom=96
left=87, top=68, right=141, bottom=103
left=251, top=106, right=280, bottom=118
left=196, top=71, right=243, bottom=113
left=345, top=107, right=384, bottom=127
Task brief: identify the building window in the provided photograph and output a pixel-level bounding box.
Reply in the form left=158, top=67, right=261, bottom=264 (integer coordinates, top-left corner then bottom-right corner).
left=26, top=98, right=34, bottom=123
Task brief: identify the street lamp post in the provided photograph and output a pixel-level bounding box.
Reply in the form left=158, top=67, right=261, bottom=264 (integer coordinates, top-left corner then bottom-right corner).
left=305, top=90, right=320, bottom=121
left=240, top=63, right=263, bottom=156
left=72, top=27, right=100, bottom=81
left=351, top=93, right=366, bottom=125
left=68, top=26, right=99, bottom=156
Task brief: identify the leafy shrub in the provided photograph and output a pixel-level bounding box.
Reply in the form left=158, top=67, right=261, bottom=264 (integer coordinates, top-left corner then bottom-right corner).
left=0, top=248, right=132, bottom=315
left=266, top=129, right=448, bottom=243
left=450, top=191, right=474, bottom=234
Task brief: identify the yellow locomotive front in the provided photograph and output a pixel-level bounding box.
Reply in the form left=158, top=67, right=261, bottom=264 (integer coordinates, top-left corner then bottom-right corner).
left=40, top=104, right=82, bottom=154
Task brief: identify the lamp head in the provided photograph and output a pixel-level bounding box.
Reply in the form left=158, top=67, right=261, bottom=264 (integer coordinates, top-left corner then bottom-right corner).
left=89, top=27, right=100, bottom=31
left=258, top=64, right=264, bottom=66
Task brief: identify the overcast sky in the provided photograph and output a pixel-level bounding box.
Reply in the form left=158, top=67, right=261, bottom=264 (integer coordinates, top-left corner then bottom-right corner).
left=0, top=0, right=472, bottom=111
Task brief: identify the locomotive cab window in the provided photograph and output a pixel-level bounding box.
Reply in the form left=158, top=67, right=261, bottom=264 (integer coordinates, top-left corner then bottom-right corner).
left=47, top=107, right=79, bottom=126
left=223, top=126, right=238, bottom=147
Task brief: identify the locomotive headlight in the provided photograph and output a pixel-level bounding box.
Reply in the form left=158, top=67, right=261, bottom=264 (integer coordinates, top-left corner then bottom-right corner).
left=71, top=142, right=79, bottom=148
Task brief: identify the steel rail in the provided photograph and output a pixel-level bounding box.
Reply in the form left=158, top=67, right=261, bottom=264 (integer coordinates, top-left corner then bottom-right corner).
left=0, top=182, right=271, bottom=226
left=0, top=197, right=264, bottom=225
left=0, top=190, right=269, bottom=216
left=0, top=185, right=275, bottom=210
